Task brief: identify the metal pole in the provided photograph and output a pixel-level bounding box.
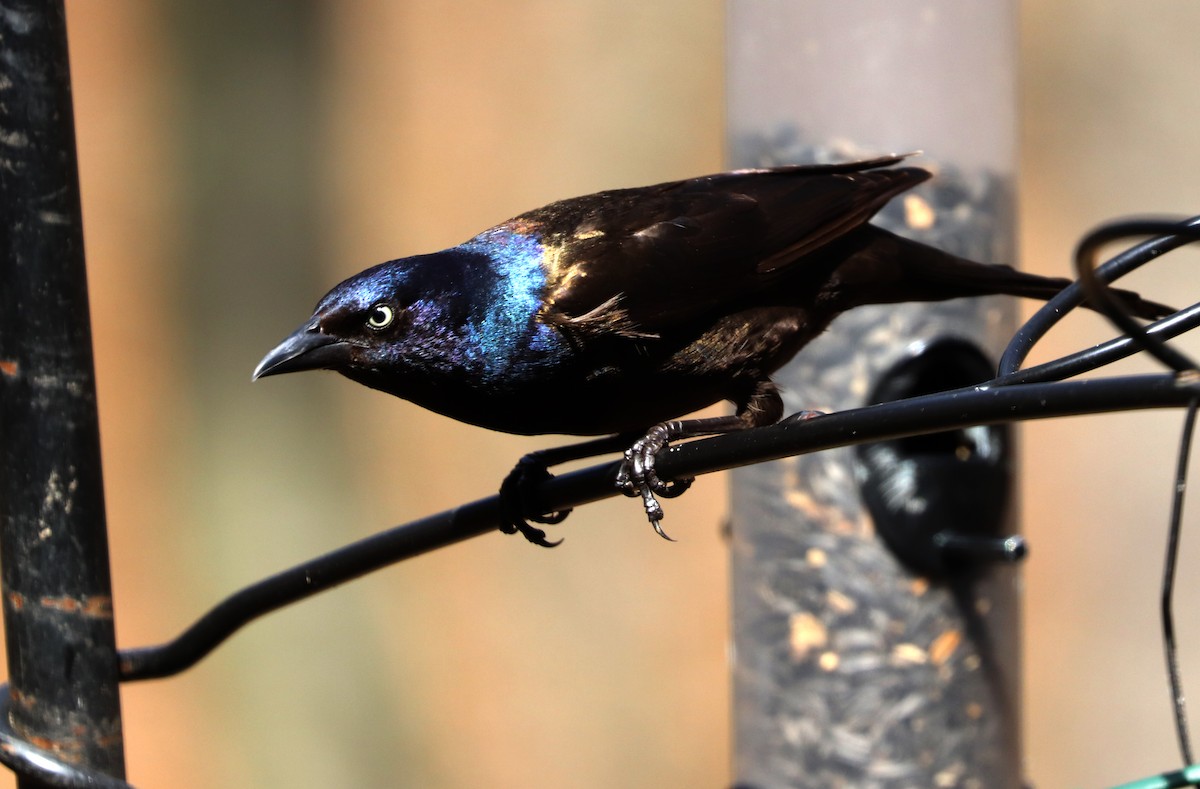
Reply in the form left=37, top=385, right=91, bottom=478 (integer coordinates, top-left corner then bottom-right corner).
left=0, top=2, right=127, bottom=785
left=727, top=3, right=1021, bottom=787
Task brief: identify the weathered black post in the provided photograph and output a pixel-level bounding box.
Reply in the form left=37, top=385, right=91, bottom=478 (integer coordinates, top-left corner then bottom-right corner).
left=0, top=2, right=127, bottom=785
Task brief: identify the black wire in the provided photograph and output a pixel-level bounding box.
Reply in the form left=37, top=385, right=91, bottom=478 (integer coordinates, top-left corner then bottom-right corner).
left=1164, top=395, right=1199, bottom=767
left=997, top=303, right=1200, bottom=386
left=119, top=498, right=502, bottom=680
left=1074, top=218, right=1200, bottom=373
left=661, top=374, right=1198, bottom=478
left=119, top=372, right=1200, bottom=682
left=1000, top=215, right=1200, bottom=377
left=1061, top=217, right=1200, bottom=765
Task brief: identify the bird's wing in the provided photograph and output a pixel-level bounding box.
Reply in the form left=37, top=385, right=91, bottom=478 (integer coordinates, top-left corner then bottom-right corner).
left=524, top=156, right=930, bottom=337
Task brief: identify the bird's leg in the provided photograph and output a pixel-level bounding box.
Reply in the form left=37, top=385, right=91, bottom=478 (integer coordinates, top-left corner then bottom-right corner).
left=616, top=414, right=750, bottom=540
left=617, top=380, right=796, bottom=539
left=499, top=434, right=634, bottom=547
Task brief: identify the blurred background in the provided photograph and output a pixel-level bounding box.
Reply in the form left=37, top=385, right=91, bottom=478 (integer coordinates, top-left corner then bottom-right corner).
left=3, top=1, right=1196, bottom=786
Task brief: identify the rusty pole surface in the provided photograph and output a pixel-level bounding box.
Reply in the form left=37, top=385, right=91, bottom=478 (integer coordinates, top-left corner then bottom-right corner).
left=0, top=1, right=127, bottom=785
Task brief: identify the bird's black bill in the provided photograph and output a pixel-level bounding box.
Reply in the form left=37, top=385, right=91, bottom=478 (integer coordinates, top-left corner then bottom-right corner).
left=253, top=323, right=350, bottom=380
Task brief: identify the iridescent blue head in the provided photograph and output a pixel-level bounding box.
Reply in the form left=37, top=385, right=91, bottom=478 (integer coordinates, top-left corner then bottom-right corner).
left=253, top=227, right=567, bottom=409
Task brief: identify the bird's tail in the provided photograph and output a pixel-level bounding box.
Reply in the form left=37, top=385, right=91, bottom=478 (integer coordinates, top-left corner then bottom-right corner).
left=844, top=227, right=1174, bottom=321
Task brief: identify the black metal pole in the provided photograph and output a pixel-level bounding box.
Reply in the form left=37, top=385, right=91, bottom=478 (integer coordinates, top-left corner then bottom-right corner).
left=0, top=2, right=127, bottom=785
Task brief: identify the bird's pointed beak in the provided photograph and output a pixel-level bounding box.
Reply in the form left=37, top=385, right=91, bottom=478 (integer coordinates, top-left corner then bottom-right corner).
left=253, top=320, right=350, bottom=381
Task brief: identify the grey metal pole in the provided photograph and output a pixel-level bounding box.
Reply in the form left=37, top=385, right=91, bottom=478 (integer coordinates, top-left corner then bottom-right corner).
left=727, top=3, right=1022, bottom=787
left=0, top=2, right=127, bottom=785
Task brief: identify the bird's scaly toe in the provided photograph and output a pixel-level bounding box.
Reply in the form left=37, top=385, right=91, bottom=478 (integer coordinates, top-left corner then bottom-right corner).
left=615, top=421, right=692, bottom=539
left=498, top=454, right=571, bottom=547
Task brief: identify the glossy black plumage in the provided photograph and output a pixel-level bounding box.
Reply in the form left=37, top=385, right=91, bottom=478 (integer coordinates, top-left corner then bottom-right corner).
left=255, top=155, right=1172, bottom=545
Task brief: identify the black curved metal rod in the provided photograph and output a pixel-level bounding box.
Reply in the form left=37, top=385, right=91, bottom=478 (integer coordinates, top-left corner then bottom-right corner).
left=996, top=303, right=1200, bottom=386
left=1000, top=215, right=1200, bottom=377
left=120, top=372, right=1200, bottom=682
left=1073, top=219, right=1200, bottom=373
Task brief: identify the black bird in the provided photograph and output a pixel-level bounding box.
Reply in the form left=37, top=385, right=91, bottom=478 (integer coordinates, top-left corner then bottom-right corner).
left=254, top=155, right=1172, bottom=546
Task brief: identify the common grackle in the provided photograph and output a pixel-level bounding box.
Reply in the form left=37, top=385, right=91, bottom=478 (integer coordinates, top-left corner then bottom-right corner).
left=254, top=155, right=1172, bottom=546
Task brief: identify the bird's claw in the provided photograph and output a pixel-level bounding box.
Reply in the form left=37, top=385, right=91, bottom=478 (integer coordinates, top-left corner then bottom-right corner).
left=615, top=421, right=695, bottom=540
left=499, top=455, right=571, bottom=547
left=498, top=521, right=563, bottom=548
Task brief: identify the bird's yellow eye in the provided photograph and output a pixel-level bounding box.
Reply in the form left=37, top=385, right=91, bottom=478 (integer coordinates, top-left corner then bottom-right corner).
left=366, top=303, right=394, bottom=330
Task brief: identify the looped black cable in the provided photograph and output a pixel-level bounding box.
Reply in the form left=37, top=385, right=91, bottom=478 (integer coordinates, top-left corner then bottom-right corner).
left=996, top=304, right=1200, bottom=386
left=1073, top=218, right=1200, bottom=374
left=1000, top=215, right=1200, bottom=377
left=1040, top=214, right=1200, bottom=774
left=119, top=373, right=1200, bottom=682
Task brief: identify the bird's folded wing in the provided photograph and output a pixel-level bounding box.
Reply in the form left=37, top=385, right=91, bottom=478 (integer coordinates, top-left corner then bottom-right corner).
left=533, top=157, right=931, bottom=337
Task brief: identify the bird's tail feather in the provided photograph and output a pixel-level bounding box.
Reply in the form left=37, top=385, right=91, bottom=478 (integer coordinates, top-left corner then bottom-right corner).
left=850, top=228, right=1174, bottom=321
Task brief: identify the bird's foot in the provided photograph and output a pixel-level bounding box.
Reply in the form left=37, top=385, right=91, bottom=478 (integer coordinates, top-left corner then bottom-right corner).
left=498, top=454, right=571, bottom=548
left=615, top=421, right=695, bottom=540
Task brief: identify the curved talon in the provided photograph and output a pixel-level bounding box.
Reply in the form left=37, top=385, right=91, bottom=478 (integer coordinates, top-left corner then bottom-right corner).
left=639, top=484, right=668, bottom=526
left=502, top=519, right=564, bottom=547
left=650, top=516, right=676, bottom=542
left=499, top=455, right=571, bottom=547
left=640, top=485, right=675, bottom=541
left=525, top=529, right=564, bottom=548
left=614, top=420, right=696, bottom=538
